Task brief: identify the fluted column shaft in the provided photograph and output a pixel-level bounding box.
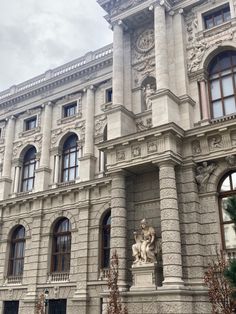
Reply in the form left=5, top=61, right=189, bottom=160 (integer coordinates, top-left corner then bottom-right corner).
left=113, top=22, right=124, bottom=106
left=159, top=162, right=183, bottom=286
left=110, top=172, right=127, bottom=288
left=40, top=102, right=52, bottom=168
left=84, top=86, right=95, bottom=156
left=154, top=4, right=169, bottom=90
left=2, top=116, right=15, bottom=178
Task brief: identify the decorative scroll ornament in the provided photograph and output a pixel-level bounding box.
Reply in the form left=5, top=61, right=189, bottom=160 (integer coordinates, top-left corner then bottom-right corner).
left=196, top=161, right=217, bottom=191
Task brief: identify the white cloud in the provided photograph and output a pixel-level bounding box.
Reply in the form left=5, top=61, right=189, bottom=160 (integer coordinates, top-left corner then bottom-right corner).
left=0, top=0, right=112, bottom=91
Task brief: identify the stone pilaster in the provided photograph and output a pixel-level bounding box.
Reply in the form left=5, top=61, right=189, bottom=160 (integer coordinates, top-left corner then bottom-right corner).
left=0, top=116, right=15, bottom=200
left=35, top=102, right=52, bottom=191
left=73, top=191, right=90, bottom=313
left=13, top=162, right=21, bottom=194
left=110, top=171, right=127, bottom=289
left=79, top=86, right=96, bottom=181
left=154, top=3, right=169, bottom=90
left=159, top=160, right=184, bottom=287
left=113, top=21, right=124, bottom=107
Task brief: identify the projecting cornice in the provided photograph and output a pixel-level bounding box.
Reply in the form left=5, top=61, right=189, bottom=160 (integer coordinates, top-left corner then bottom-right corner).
left=0, top=44, right=113, bottom=111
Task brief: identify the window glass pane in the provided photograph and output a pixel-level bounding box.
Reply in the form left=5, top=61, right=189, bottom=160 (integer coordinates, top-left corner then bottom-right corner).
left=63, top=170, right=69, bottom=182
left=222, top=76, right=234, bottom=97
left=27, top=178, right=34, bottom=190
left=205, top=16, right=213, bottom=29
left=213, top=100, right=223, bottom=118
left=219, top=53, right=231, bottom=70
left=28, top=163, right=35, bottom=177
left=22, top=181, right=27, bottom=192
left=223, top=9, right=231, bottom=21
left=221, top=176, right=231, bottom=191
left=63, top=155, right=69, bottom=168
left=224, top=224, right=236, bottom=249
left=214, top=13, right=223, bottom=26
left=224, top=97, right=236, bottom=115
left=210, top=80, right=221, bottom=100
left=70, top=152, right=76, bottom=166
left=222, top=198, right=232, bottom=222
left=69, top=168, right=75, bottom=180
left=23, top=166, right=29, bottom=179
left=232, top=173, right=236, bottom=190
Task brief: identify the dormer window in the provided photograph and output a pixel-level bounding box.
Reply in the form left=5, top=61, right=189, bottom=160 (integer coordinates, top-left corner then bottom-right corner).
left=25, top=116, right=37, bottom=131
left=204, top=4, right=231, bottom=29
left=63, top=102, right=77, bottom=118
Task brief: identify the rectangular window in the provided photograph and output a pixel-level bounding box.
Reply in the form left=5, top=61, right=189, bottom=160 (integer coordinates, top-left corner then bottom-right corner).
left=105, top=88, right=112, bottom=103
left=25, top=117, right=37, bottom=131
left=204, top=4, right=231, bottom=29
left=4, top=301, right=19, bottom=314
left=48, top=299, right=67, bottom=314
left=63, top=102, right=77, bottom=117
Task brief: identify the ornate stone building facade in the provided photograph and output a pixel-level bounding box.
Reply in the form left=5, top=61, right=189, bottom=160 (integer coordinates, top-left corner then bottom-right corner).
left=1, top=0, right=236, bottom=313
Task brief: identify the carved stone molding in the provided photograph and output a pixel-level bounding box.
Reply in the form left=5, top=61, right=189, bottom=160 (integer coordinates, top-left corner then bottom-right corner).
left=95, top=115, right=107, bottom=137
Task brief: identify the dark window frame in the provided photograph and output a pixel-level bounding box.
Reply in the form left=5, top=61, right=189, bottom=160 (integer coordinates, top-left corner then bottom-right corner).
left=8, top=226, right=25, bottom=277
left=51, top=218, right=71, bottom=273
left=25, top=116, right=37, bottom=131
left=21, top=147, right=37, bottom=192
left=101, top=210, right=111, bottom=269
left=61, top=134, right=79, bottom=182
left=208, top=51, right=236, bottom=119
left=203, top=4, right=231, bottom=30
left=63, top=102, right=77, bottom=118
left=105, top=88, right=113, bottom=103
left=218, top=172, right=236, bottom=250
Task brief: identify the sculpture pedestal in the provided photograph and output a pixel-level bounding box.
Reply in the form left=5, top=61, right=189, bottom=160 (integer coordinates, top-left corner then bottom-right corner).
left=130, top=263, right=159, bottom=291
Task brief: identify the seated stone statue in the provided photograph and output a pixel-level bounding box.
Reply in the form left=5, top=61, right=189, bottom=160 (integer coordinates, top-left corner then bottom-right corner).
left=132, top=218, right=157, bottom=264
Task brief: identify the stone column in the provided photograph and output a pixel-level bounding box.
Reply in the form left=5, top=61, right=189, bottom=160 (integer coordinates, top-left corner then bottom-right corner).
left=112, top=21, right=124, bottom=106
left=35, top=102, right=52, bottom=191
left=154, top=3, right=169, bottom=90
left=110, top=172, right=127, bottom=289
left=0, top=116, right=15, bottom=199
left=79, top=86, right=96, bottom=181
left=2, top=116, right=15, bottom=178
left=13, top=165, right=21, bottom=194
left=199, top=80, right=210, bottom=121
left=159, top=161, right=184, bottom=286
left=54, top=154, right=60, bottom=184
left=84, top=86, right=95, bottom=156
left=40, top=102, right=53, bottom=167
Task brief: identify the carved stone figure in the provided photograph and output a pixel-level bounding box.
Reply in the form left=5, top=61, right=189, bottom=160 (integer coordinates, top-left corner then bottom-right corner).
left=143, top=84, right=155, bottom=110
left=192, top=140, right=201, bottom=155
left=196, top=161, right=217, bottom=190
left=226, top=155, right=236, bottom=166
left=132, top=218, right=157, bottom=264
left=209, top=135, right=222, bottom=150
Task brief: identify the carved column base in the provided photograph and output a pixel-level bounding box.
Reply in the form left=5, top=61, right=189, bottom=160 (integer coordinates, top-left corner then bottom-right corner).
left=130, top=263, right=162, bottom=291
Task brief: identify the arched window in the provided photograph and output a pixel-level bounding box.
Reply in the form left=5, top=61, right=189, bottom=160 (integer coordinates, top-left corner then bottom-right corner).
left=62, top=134, right=79, bottom=182
left=8, top=226, right=25, bottom=277
left=101, top=210, right=111, bottom=269
left=21, top=146, right=36, bottom=192
left=51, top=218, right=71, bottom=273
left=219, top=172, right=236, bottom=250
left=208, top=51, right=236, bottom=118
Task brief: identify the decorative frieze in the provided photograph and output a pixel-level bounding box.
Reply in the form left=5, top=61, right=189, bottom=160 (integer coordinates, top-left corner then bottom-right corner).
left=136, top=118, right=152, bottom=132
left=192, top=140, right=201, bottom=155
left=131, top=145, right=141, bottom=158
left=208, top=135, right=223, bottom=151
left=116, top=150, right=126, bottom=162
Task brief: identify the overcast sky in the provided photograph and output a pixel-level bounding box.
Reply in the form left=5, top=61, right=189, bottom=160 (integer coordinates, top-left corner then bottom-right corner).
left=0, top=0, right=112, bottom=92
